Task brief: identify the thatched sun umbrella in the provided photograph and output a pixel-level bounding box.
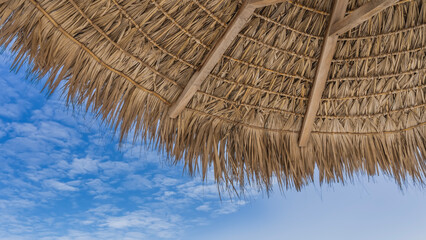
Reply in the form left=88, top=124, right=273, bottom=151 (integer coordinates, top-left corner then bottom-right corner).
left=0, top=0, right=424, bottom=190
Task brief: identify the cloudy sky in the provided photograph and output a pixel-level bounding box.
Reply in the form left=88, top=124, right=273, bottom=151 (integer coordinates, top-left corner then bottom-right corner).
left=0, top=49, right=425, bottom=240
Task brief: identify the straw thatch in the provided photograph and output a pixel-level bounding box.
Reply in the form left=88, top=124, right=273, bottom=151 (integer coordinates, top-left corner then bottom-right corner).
left=0, top=0, right=424, bottom=191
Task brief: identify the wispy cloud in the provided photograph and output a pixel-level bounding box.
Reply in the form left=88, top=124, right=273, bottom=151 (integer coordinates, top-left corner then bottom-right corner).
left=44, top=179, right=78, bottom=192
left=69, top=157, right=99, bottom=176
left=0, top=49, right=253, bottom=240
left=103, top=209, right=182, bottom=238
left=196, top=203, right=211, bottom=212
left=0, top=199, right=36, bottom=209
left=122, top=174, right=153, bottom=191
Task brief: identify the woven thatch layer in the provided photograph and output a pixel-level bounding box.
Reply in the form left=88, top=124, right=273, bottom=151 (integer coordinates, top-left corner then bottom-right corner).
left=0, top=0, right=424, bottom=191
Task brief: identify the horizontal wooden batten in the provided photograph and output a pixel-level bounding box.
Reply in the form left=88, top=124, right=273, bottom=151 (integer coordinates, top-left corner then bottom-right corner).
left=249, top=0, right=289, bottom=7
left=168, top=0, right=288, bottom=118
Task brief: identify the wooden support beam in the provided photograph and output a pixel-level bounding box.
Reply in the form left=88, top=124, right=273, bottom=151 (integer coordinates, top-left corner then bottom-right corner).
left=168, top=0, right=288, bottom=118
left=299, top=0, right=398, bottom=146
left=329, top=0, right=398, bottom=36
left=298, top=0, right=349, bottom=147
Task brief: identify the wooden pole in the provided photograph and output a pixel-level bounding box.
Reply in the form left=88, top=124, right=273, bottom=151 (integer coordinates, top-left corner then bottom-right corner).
left=299, top=0, right=398, bottom=146
left=298, top=0, right=349, bottom=147
left=299, top=0, right=398, bottom=147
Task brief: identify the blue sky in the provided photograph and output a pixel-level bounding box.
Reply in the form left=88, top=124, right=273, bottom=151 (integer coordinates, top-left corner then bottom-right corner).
left=0, top=49, right=425, bottom=240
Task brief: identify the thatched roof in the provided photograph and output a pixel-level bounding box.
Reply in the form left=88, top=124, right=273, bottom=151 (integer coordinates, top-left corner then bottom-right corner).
left=0, top=0, right=424, bottom=191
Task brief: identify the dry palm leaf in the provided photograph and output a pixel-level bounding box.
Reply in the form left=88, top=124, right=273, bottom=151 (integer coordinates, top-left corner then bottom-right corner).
left=0, top=0, right=424, bottom=191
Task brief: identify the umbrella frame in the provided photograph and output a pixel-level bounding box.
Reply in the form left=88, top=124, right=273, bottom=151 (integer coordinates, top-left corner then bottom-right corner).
left=166, top=0, right=400, bottom=147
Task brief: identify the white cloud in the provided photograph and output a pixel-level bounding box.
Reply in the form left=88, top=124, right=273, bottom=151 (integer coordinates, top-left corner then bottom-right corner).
left=9, top=123, right=37, bottom=136
left=163, top=191, right=175, bottom=197
left=0, top=119, right=82, bottom=167
left=103, top=210, right=181, bottom=238
left=44, top=179, right=78, bottom=192
left=122, top=174, right=152, bottom=191
left=0, top=199, right=36, bottom=209
left=69, top=157, right=99, bottom=176
left=196, top=203, right=211, bottom=212
left=30, top=101, right=90, bottom=129
left=121, top=143, right=163, bottom=165
left=153, top=175, right=180, bottom=187
left=6, top=121, right=81, bottom=147
left=25, top=167, right=65, bottom=182
left=0, top=120, right=5, bottom=139
left=121, top=232, right=147, bottom=240
left=88, top=204, right=122, bottom=216
left=86, top=179, right=115, bottom=195
left=177, top=181, right=219, bottom=199
left=0, top=101, right=32, bottom=119
left=213, top=200, right=247, bottom=215
left=36, top=121, right=82, bottom=147
left=98, top=161, right=131, bottom=176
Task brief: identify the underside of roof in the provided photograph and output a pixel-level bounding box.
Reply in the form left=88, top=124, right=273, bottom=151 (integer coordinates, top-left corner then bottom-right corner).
left=0, top=0, right=424, bottom=190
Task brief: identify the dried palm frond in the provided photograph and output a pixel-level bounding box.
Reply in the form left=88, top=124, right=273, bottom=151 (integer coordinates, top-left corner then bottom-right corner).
left=0, top=0, right=424, bottom=191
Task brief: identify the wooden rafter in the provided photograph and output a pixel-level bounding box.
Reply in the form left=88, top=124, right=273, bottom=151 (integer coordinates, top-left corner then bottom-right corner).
left=330, top=0, right=399, bottom=36
left=168, top=0, right=288, bottom=118
left=299, top=0, right=399, bottom=147
left=298, top=0, right=349, bottom=147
